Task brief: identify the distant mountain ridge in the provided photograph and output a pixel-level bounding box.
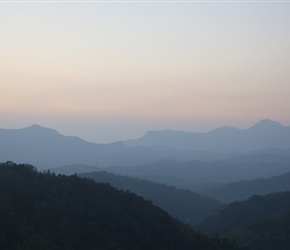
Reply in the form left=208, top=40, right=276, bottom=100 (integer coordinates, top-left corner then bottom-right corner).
left=0, top=125, right=198, bottom=169
left=1, top=119, right=289, bottom=169
left=201, top=171, right=290, bottom=203
left=105, top=159, right=290, bottom=188
left=124, top=119, right=290, bottom=151
left=0, top=125, right=104, bottom=169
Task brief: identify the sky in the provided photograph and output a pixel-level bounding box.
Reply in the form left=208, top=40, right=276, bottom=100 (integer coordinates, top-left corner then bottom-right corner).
left=1, top=0, right=290, bottom=143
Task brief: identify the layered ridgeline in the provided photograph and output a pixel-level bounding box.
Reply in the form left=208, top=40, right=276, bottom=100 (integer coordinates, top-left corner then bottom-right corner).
left=201, top=171, right=290, bottom=203
left=1, top=119, right=290, bottom=169
left=51, top=153, right=290, bottom=193
left=124, top=119, right=290, bottom=151
left=0, top=162, right=240, bottom=250
left=79, top=171, right=222, bottom=227
left=0, top=125, right=167, bottom=169
left=197, top=192, right=290, bottom=250
left=104, top=159, right=290, bottom=191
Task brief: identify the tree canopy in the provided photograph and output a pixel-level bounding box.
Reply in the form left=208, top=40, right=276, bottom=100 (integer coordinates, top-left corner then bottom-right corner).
left=0, top=162, right=239, bottom=250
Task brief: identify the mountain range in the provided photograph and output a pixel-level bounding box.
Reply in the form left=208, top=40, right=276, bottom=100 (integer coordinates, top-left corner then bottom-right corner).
left=124, top=119, right=290, bottom=151
left=104, top=159, right=290, bottom=189
left=0, top=119, right=289, bottom=169
left=0, top=125, right=184, bottom=169
left=1, top=119, right=290, bottom=250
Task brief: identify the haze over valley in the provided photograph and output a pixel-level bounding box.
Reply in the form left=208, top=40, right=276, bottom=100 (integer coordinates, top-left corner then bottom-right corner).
left=1, top=119, right=289, bottom=169
left=1, top=119, right=290, bottom=249
left=1, top=1, right=290, bottom=249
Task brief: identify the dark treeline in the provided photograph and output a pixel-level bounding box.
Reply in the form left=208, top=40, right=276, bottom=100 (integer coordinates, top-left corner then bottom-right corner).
left=79, top=171, right=222, bottom=227
left=198, top=192, right=290, bottom=250
left=0, top=162, right=240, bottom=250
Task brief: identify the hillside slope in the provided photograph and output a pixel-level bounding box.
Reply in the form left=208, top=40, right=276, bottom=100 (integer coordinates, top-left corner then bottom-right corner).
left=201, top=171, right=290, bottom=203
left=79, top=171, right=223, bottom=227
left=198, top=192, right=290, bottom=250
left=0, top=161, right=239, bottom=250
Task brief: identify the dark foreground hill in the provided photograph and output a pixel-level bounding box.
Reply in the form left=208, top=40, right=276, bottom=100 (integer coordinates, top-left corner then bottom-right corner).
left=79, top=171, right=223, bottom=227
left=0, top=162, right=240, bottom=250
left=197, top=192, right=290, bottom=250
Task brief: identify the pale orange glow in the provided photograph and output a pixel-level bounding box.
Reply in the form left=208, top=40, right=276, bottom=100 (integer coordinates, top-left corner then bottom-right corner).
left=1, top=2, right=290, bottom=142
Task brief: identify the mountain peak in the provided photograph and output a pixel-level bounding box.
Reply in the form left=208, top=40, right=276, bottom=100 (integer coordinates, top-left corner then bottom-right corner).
left=22, top=124, right=61, bottom=136
left=26, top=124, right=45, bottom=129
left=208, top=125, right=240, bottom=135
left=250, top=119, right=283, bottom=130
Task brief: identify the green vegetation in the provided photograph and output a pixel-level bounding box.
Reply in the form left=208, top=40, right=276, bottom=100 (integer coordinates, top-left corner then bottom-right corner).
left=0, top=162, right=239, bottom=250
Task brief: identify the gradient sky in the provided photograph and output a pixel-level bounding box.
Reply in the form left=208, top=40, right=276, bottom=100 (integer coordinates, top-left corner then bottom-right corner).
left=1, top=1, right=290, bottom=143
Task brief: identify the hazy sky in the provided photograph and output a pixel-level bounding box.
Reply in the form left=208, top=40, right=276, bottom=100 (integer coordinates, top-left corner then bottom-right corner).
left=1, top=1, right=290, bottom=143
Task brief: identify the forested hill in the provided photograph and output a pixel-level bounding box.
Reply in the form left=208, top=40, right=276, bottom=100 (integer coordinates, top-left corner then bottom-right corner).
left=198, top=192, right=290, bottom=250
left=79, top=171, right=222, bottom=227
left=0, top=162, right=240, bottom=250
